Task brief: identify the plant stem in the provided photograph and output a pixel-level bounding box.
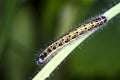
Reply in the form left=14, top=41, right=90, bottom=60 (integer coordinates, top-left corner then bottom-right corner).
left=103, top=3, right=120, bottom=20
left=33, top=3, right=120, bottom=80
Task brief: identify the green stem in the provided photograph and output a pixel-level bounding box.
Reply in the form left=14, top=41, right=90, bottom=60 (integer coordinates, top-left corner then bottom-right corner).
left=103, top=3, right=120, bottom=20
left=33, top=3, right=120, bottom=80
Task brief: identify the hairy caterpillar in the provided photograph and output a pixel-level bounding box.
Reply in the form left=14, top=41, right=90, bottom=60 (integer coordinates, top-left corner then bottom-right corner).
left=36, top=15, right=107, bottom=64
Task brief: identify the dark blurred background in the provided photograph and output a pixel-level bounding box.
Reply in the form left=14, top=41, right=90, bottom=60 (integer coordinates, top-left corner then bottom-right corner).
left=0, top=0, right=120, bottom=80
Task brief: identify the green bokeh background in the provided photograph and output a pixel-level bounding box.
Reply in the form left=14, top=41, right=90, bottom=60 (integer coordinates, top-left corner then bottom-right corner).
left=0, top=0, right=120, bottom=80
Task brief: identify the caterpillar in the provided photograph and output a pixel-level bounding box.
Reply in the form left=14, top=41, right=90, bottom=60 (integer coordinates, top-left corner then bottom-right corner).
left=36, top=15, right=107, bottom=64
